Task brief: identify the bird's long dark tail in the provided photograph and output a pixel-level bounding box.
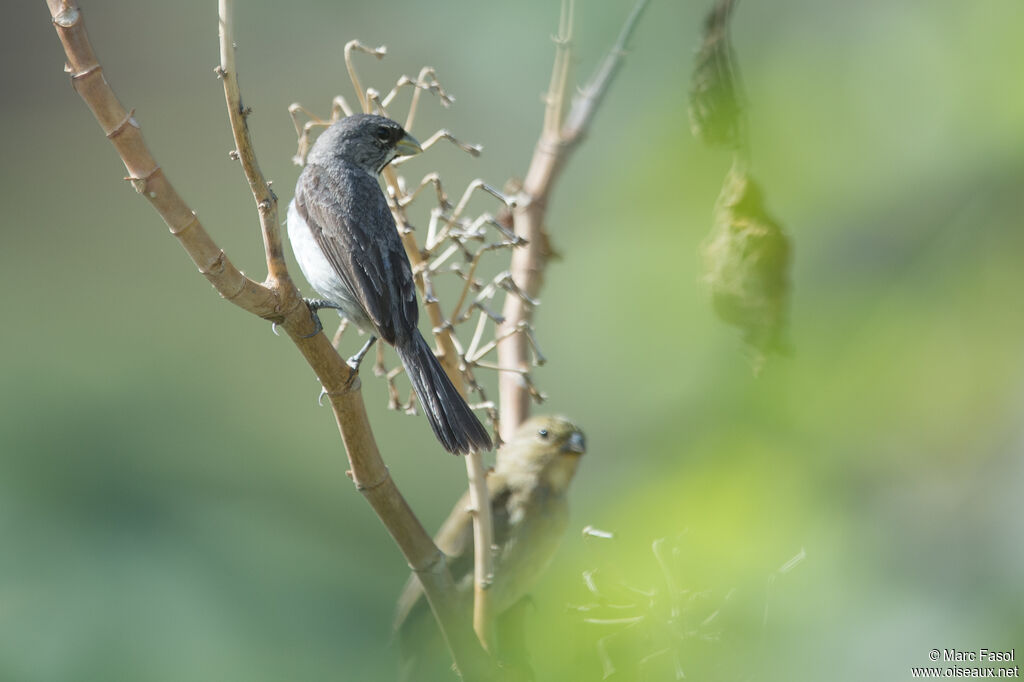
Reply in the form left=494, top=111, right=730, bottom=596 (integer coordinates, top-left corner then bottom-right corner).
left=396, top=332, right=493, bottom=455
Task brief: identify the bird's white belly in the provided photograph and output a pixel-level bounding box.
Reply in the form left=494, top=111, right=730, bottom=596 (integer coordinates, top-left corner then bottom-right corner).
left=287, top=199, right=369, bottom=330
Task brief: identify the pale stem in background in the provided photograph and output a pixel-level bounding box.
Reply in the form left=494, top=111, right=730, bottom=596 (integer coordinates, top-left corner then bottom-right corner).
left=497, top=0, right=650, bottom=441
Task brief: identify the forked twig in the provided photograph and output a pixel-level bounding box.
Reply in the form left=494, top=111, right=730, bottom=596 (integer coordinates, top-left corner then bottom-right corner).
left=217, top=0, right=291, bottom=291
left=497, top=0, right=651, bottom=439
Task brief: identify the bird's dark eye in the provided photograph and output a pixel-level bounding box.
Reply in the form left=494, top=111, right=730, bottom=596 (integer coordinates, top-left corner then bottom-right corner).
left=375, top=127, right=392, bottom=143
left=537, top=428, right=549, bottom=439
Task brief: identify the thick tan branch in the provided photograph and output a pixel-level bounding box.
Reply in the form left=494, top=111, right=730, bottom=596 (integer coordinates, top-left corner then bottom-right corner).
left=274, top=330, right=494, bottom=680
left=47, top=0, right=280, bottom=319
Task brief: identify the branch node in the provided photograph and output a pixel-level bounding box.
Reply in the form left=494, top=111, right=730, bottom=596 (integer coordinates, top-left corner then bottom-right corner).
left=53, top=6, right=80, bottom=28
left=105, top=108, right=139, bottom=139
left=354, top=467, right=391, bottom=492
left=319, top=369, right=363, bottom=397
left=70, top=64, right=101, bottom=81
left=411, top=550, right=447, bottom=575
left=228, top=149, right=240, bottom=160
left=201, top=250, right=228, bottom=277
left=169, top=211, right=201, bottom=237
left=512, top=191, right=533, bottom=210
left=124, top=165, right=161, bottom=194
left=213, top=65, right=227, bottom=79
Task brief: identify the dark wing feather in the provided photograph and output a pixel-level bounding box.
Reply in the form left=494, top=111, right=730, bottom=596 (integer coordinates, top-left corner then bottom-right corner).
left=295, top=163, right=418, bottom=344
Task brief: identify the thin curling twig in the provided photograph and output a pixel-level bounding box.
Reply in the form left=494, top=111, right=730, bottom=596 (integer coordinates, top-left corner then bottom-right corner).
left=47, top=3, right=493, bottom=679
left=404, top=67, right=454, bottom=131
left=496, top=0, right=650, bottom=440
left=345, top=40, right=387, bottom=113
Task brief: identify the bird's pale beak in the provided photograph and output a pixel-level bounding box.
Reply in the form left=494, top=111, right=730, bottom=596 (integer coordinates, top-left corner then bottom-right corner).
left=394, top=132, right=423, bottom=158
left=563, top=431, right=586, bottom=455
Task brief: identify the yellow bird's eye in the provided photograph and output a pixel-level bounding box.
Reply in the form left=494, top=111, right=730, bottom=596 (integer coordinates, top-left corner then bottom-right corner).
left=537, top=428, right=549, bottom=439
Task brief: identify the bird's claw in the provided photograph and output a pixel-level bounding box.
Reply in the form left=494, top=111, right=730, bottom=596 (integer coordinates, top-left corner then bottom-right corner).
left=346, top=335, right=378, bottom=371
left=300, top=311, right=324, bottom=339
left=318, top=385, right=328, bottom=406
left=301, top=298, right=343, bottom=339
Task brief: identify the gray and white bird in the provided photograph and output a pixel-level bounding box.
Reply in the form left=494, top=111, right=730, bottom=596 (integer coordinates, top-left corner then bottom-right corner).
left=287, top=114, right=492, bottom=455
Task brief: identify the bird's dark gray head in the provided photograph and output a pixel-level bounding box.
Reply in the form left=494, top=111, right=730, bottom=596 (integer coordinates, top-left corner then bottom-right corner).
left=306, top=113, right=422, bottom=174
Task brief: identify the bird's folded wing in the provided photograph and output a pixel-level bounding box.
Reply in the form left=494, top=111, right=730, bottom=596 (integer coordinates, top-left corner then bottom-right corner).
left=295, top=164, right=418, bottom=344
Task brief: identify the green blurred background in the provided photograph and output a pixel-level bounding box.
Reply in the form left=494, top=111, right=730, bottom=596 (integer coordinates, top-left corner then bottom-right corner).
left=3, top=0, right=1023, bottom=680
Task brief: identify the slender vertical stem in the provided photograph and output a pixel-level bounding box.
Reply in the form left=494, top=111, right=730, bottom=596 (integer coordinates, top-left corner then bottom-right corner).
left=497, top=0, right=650, bottom=440
left=465, top=452, right=495, bottom=651
left=217, top=0, right=292, bottom=291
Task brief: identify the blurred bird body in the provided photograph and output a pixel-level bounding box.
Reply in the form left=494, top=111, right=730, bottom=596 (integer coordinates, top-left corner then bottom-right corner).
left=287, top=114, right=492, bottom=454
left=393, top=416, right=586, bottom=677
